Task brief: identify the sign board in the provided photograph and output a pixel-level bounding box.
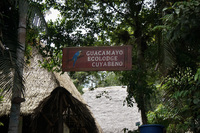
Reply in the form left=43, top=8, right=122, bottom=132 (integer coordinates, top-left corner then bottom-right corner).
left=62, top=45, right=132, bottom=71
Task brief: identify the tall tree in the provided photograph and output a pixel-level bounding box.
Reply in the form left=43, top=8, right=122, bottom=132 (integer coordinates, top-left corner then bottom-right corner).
left=38, top=0, right=160, bottom=124
left=1, top=0, right=47, bottom=132
left=8, top=1, right=28, bottom=132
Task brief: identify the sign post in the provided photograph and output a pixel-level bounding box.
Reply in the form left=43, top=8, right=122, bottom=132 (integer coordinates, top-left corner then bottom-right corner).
left=62, top=45, right=132, bottom=71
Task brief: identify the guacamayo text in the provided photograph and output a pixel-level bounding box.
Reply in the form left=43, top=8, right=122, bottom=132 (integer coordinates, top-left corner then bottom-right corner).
left=86, top=50, right=124, bottom=67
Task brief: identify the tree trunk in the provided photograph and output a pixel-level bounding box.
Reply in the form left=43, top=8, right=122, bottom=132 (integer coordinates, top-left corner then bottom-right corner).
left=8, top=1, right=27, bottom=132
left=136, top=34, right=148, bottom=124
left=140, top=95, right=148, bottom=124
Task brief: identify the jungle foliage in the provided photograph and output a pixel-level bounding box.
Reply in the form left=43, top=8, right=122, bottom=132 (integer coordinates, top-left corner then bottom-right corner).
left=147, top=1, right=200, bottom=132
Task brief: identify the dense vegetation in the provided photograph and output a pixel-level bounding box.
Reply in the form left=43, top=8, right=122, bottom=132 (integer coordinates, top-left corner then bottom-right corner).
left=1, top=0, right=200, bottom=132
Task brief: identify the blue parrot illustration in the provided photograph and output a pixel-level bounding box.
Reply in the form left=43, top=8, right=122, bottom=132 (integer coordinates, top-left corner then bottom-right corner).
left=72, top=50, right=82, bottom=67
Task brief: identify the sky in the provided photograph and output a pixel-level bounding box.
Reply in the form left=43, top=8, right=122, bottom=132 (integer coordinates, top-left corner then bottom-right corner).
left=45, top=8, right=60, bottom=22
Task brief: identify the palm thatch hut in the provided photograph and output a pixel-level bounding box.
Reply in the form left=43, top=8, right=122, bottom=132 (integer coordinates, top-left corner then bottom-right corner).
left=0, top=47, right=102, bottom=133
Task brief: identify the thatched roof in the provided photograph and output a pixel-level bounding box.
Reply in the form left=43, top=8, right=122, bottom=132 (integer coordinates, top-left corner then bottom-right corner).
left=0, top=47, right=102, bottom=133
left=83, top=86, right=142, bottom=132
left=0, top=47, right=83, bottom=115
left=32, top=87, right=99, bottom=133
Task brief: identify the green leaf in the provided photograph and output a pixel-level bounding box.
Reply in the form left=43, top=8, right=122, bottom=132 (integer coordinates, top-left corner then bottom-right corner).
left=175, top=9, right=180, bottom=15
left=0, top=122, right=4, bottom=126
left=193, top=98, right=200, bottom=104
left=194, top=68, right=200, bottom=81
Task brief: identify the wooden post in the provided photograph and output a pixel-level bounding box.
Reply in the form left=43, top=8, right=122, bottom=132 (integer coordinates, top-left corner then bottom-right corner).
left=58, top=96, right=63, bottom=133
left=63, top=123, right=70, bottom=133
left=18, top=116, right=23, bottom=133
